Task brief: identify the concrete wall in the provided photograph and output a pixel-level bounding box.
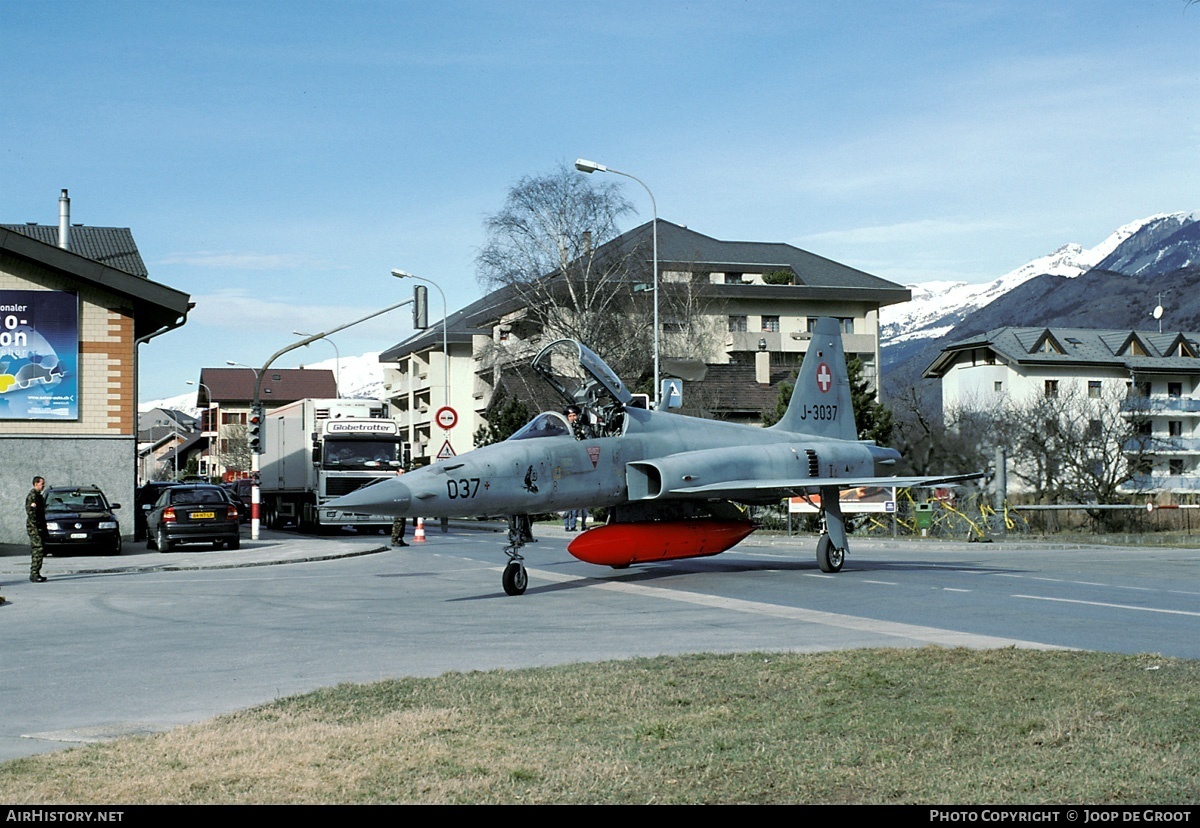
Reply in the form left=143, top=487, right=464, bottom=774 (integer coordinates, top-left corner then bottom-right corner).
left=0, top=436, right=135, bottom=544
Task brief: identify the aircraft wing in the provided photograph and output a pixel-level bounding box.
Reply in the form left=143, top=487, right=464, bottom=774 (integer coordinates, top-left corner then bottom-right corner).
left=666, top=472, right=985, bottom=501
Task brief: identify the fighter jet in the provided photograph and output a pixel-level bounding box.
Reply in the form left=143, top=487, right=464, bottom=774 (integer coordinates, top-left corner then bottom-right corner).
left=329, top=317, right=980, bottom=595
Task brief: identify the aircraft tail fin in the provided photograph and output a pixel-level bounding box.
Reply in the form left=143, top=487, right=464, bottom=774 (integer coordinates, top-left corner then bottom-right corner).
left=769, top=317, right=857, bottom=441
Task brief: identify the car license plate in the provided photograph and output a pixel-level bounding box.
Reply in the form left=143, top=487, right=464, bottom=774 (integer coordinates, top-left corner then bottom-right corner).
left=70, top=532, right=88, bottom=539
left=191, top=512, right=215, bottom=520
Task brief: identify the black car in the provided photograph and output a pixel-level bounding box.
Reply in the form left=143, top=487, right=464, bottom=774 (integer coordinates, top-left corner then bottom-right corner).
left=134, top=481, right=184, bottom=541
left=144, top=483, right=241, bottom=551
left=44, top=486, right=123, bottom=555
left=221, top=478, right=254, bottom=523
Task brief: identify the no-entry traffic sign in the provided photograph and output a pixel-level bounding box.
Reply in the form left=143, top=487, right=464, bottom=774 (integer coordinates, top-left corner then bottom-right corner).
left=435, top=406, right=458, bottom=430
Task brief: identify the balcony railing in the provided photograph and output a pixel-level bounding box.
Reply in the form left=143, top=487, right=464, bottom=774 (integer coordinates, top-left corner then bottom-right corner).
left=1124, top=436, right=1200, bottom=454
left=1121, top=397, right=1200, bottom=414
left=1122, top=474, right=1200, bottom=493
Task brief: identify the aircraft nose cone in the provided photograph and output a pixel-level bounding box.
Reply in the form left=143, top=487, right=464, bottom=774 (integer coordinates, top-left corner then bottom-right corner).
left=327, top=478, right=412, bottom=517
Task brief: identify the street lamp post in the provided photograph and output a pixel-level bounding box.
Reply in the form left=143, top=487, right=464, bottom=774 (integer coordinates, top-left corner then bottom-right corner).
left=293, top=330, right=341, bottom=397
left=242, top=296, right=415, bottom=540
left=186, top=380, right=215, bottom=479
left=575, top=158, right=660, bottom=408
left=391, top=270, right=450, bottom=411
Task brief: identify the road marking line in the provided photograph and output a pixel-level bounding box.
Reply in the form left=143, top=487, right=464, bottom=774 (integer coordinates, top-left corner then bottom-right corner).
left=521, top=568, right=1068, bottom=650
left=1013, top=594, right=1200, bottom=617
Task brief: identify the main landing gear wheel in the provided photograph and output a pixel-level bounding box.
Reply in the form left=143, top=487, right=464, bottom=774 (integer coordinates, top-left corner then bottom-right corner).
left=502, top=561, right=528, bottom=596
left=816, top=534, right=844, bottom=573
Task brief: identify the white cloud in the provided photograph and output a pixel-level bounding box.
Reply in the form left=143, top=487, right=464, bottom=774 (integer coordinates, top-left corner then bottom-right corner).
left=154, top=251, right=332, bottom=270
left=796, top=218, right=1006, bottom=248
left=188, top=290, right=408, bottom=340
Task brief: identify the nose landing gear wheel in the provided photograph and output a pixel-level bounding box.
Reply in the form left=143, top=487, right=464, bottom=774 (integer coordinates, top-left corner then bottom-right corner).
left=816, top=534, right=844, bottom=573
left=502, top=561, right=528, bottom=596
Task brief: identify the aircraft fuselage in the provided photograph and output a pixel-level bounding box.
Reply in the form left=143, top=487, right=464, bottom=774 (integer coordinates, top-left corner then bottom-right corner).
left=329, top=405, right=888, bottom=520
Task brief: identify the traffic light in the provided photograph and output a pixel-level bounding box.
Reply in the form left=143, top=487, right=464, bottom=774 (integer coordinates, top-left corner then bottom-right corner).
left=413, top=284, right=428, bottom=330
left=248, top=406, right=264, bottom=453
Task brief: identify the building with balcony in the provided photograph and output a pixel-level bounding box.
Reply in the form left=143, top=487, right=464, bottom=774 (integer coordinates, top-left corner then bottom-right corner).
left=380, top=220, right=911, bottom=460
left=924, top=326, right=1200, bottom=494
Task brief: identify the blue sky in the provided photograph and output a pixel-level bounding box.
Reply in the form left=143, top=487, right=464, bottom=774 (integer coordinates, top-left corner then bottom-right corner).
left=5, top=0, right=1199, bottom=399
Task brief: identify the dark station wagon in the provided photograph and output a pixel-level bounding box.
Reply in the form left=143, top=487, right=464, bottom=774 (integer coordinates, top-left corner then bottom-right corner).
left=144, top=483, right=241, bottom=551
left=44, top=486, right=123, bottom=555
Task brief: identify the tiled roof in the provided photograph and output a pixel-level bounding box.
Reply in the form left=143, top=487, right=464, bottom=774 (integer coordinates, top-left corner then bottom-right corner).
left=693, top=364, right=794, bottom=415
left=0, top=225, right=189, bottom=339
left=925, top=326, right=1200, bottom=378
left=381, top=219, right=908, bottom=361
left=0, top=224, right=148, bottom=277
left=197, top=367, right=338, bottom=405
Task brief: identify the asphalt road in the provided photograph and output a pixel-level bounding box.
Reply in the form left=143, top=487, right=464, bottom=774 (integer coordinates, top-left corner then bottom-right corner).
left=1, top=525, right=1197, bottom=762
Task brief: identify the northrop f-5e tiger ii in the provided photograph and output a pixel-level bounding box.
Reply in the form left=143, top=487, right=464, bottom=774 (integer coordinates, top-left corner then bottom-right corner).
left=329, top=317, right=980, bottom=595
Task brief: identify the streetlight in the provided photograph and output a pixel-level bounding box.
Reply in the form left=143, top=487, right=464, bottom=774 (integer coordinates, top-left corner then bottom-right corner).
left=244, top=296, right=416, bottom=540
left=293, top=330, right=341, bottom=397
left=575, top=157, right=661, bottom=408
left=391, top=270, right=450, bottom=411
left=186, top=380, right=215, bottom=479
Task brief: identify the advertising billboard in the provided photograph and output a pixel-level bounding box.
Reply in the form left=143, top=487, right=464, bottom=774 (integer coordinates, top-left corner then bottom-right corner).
left=789, top=486, right=895, bottom=514
left=0, top=290, right=79, bottom=420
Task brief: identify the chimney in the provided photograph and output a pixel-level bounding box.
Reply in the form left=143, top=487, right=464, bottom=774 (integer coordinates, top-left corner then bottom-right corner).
left=582, top=230, right=592, bottom=254
left=755, top=350, right=771, bottom=385
left=58, top=189, right=70, bottom=251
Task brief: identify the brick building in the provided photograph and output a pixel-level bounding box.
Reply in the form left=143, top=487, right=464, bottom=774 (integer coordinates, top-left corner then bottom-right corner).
left=0, top=192, right=190, bottom=543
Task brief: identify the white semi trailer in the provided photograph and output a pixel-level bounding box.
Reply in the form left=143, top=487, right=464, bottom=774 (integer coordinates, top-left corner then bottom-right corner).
left=259, top=397, right=405, bottom=532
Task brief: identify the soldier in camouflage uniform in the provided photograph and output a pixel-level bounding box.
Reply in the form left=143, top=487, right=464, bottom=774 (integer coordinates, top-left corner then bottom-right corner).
left=26, top=476, right=48, bottom=582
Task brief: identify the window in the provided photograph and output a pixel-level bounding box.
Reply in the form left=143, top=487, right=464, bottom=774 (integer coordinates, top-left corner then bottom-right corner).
left=761, top=315, right=780, bottom=333
left=1044, top=380, right=1059, bottom=398
left=728, top=315, right=747, bottom=333
left=1088, top=380, right=1101, bottom=398
left=1169, top=421, right=1183, bottom=437
left=222, top=412, right=247, bottom=426
left=724, top=272, right=745, bottom=285
left=1087, top=420, right=1102, bottom=439
left=1169, top=382, right=1182, bottom=398
left=1170, top=459, right=1184, bottom=476
left=994, top=381, right=1003, bottom=393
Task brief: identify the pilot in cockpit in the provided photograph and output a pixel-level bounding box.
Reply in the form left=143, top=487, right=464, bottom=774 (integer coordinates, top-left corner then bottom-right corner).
left=564, top=404, right=587, bottom=440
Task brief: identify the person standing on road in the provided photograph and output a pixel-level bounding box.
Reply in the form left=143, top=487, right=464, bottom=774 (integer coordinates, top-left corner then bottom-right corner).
left=26, top=476, right=48, bottom=582
left=391, top=467, right=408, bottom=547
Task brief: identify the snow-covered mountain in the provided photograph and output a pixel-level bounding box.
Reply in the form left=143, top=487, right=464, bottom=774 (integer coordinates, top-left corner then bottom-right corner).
left=139, top=352, right=385, bottom=417
left=878, top=210, right=1200, bottom=395
left=880, top=213, right=1169, bottom=346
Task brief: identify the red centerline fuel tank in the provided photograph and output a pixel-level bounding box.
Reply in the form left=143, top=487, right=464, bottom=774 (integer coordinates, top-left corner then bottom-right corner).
left=566, top=519, right=758, bottom=567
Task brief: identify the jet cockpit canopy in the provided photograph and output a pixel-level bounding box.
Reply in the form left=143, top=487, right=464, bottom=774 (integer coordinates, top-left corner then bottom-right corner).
left=530, top=339, right=633, bottom=437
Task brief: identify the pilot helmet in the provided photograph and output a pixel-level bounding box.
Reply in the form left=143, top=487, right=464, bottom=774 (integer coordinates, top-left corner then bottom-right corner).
left=564, top=404, right=582, bottom=418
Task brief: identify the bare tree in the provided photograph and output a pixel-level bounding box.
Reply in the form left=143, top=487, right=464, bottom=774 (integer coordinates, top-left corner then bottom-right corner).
left=476, top=164, right=659, bottom=382
left=890, top=383, right=991, bottom=477
left=1008, top=385, right=1153, bottom=505
left=941, top=385, right=1154, bottom=508
left=219, top=424, right=251, bottom=474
